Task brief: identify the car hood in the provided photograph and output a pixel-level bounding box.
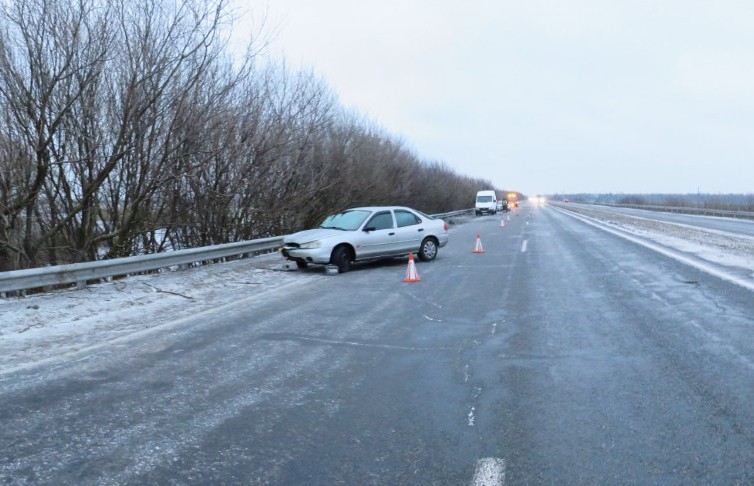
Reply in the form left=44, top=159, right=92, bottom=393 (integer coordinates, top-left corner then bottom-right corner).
left=283, top=228, right=346, bottom=244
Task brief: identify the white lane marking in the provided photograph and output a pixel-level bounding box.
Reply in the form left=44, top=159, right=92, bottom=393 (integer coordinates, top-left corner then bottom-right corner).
left=472, top=458, right=506, bottom=486
left=467, top=406, right=476, bottom=426
left=520, top=240, right=528, bottom=253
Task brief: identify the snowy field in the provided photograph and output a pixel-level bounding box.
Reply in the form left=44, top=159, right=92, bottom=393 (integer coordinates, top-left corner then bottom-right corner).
left=2, top=206, right=754, bottom=375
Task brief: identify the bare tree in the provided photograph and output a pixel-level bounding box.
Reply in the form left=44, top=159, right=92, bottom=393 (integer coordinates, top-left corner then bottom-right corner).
left=0, top=0, right=238, bottom=269
left=98, top=0, right=235, bottom=257
left=0, top=0, right=496, bottom=272
left=0, top=0, right=111, bottom=269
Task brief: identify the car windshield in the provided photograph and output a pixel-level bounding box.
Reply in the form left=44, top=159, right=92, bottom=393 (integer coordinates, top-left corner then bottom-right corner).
left=477, top=195, right=493, bottom=203
left=319, top=210, right=371, bottom=230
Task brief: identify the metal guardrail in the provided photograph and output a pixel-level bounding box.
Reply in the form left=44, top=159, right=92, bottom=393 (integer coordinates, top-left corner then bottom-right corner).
left=582, top=202, right=754, bottom=220
left=432, top=208, right=474, bottom=219
left=0, top=209, right=475, bottom=295
left=0, top=237, right=284, bottom=295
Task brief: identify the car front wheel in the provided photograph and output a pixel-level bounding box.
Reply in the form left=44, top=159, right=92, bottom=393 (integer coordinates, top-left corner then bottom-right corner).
left=418, top=237, right=438, bottom=261
left=331, top=246, right=353, bottom=273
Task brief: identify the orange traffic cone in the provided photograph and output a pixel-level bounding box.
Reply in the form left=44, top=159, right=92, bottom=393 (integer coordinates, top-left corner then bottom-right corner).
left=472, top=234, right=485, bottom=253
left=499, top=219, right=506, bottom=228
left=404, top=252, right=421, bottom=282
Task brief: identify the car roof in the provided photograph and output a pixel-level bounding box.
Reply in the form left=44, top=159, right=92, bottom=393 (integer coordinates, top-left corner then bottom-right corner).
left=343, top=206, right=416, bottom=212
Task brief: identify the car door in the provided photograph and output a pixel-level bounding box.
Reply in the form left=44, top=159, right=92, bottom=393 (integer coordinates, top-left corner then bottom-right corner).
left=392, top=209, right=424, bottom=254
left=357, top=211, right=397, bottom=258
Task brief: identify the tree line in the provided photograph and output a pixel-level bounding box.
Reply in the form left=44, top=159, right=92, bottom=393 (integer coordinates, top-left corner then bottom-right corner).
left=0, top=0, right=494, bottom=272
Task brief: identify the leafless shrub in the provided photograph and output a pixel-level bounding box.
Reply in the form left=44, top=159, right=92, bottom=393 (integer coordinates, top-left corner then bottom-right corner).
left=0, top=0, right=495, bottom=271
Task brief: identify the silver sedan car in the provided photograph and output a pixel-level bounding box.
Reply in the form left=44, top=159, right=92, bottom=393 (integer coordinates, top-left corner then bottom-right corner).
left=281, top=206, right=449, bottom=273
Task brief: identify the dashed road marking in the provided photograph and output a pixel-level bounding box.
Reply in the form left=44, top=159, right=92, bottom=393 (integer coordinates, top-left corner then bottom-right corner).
left=521, top=240, right=528, bottom=253
left=472, top=457, right=506, bottom=486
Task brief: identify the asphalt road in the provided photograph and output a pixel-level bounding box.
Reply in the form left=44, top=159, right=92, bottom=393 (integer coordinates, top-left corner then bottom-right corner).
left=2, top=205, right=754, bottom=484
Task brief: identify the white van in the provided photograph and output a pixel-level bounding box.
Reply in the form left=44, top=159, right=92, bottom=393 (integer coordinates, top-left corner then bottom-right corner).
left=475, top=190, right=497, bottom=215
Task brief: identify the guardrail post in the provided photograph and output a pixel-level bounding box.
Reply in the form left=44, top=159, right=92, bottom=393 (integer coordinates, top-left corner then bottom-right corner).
left=76, top=280, right=86, bottom=290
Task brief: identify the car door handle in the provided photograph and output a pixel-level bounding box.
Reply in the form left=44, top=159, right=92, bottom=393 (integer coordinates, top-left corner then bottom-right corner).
left=417, top=228, right=425, bottom=232
left=389, top=232, right=395, bottom=236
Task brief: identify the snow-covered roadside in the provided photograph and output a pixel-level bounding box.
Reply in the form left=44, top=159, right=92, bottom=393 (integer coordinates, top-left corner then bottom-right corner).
left=0, top=253, right=306, bottom=375
left=555, top=204, right=754, bottom=278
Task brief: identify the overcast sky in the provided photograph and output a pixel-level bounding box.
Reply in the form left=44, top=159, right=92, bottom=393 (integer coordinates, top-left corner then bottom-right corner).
left=231, top=1, right=754, bottom=195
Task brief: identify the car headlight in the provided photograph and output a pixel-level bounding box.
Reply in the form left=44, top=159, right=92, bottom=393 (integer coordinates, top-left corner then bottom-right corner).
left=299, top=240, right=322, bottom=249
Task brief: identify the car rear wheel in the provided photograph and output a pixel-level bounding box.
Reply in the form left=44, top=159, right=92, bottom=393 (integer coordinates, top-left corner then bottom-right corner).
left=331, top=246, right=352, bottom=273
left=418, top=237, right=438, bottom=261
left=295, top=260, right=308, bottom=269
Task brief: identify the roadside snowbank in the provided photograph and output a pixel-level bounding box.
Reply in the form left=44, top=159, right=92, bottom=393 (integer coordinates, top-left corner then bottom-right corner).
left=0, top=253, right=304, bottom=374
left=559, top=205, right=754, bottom=278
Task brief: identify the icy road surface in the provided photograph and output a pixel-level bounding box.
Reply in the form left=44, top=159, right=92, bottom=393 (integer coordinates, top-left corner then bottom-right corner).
left=1, top=204, right=753, bottom=374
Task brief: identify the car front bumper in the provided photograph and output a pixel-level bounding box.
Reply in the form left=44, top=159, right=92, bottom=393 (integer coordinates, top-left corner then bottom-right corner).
left=280, top=245, right=333, bottom=265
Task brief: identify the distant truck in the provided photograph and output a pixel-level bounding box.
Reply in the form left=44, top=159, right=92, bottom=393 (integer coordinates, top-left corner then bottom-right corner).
left=475, top=190, right=497, bottom=215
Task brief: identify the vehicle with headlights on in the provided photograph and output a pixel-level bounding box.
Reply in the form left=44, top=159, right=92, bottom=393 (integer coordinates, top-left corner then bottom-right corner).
left=281, top=206, right=449, bottom=273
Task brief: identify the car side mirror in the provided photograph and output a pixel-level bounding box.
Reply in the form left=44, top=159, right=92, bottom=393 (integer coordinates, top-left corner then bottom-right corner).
left=363, top=226, right=376, bottom=232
